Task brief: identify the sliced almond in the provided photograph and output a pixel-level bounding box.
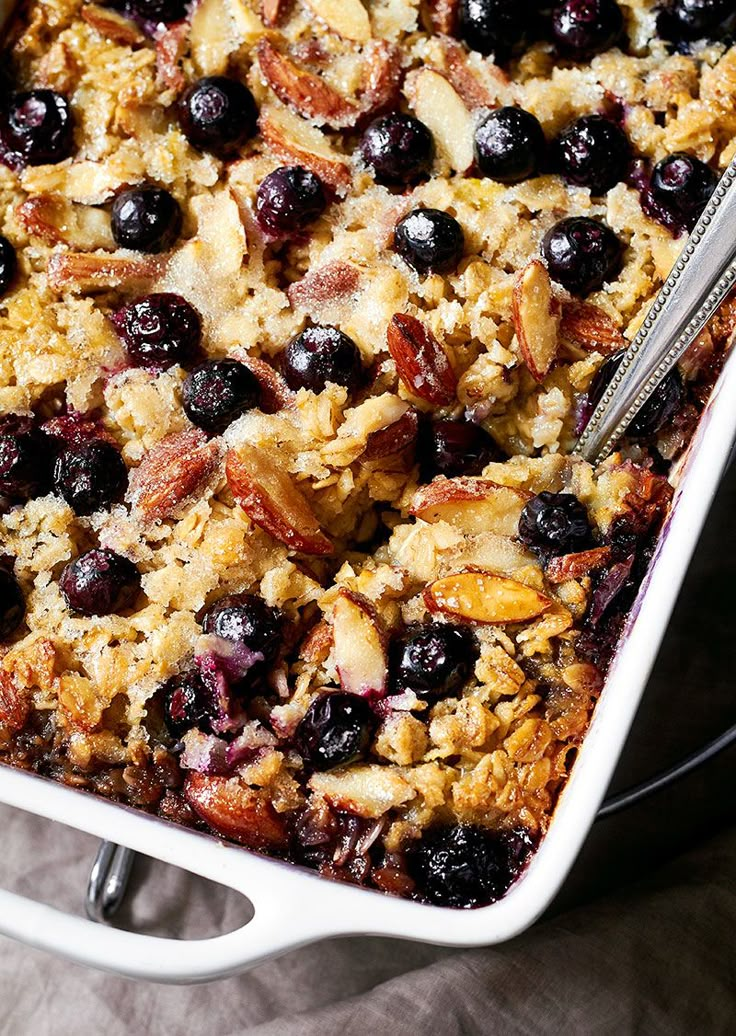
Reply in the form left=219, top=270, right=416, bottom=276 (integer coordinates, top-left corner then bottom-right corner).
left=424, top=571, right=552, bottom=624
left=156, top=23, right=188, bottom=94
left=304, top=0, right=371, bottom=42
left=545, top=546, right=612, bottom=584
left=260, top=0, right=290, bottom=24
left=47, top=252, right=162, bottom=293
left=359, top=39, right=402, bottom=122
left=237, top=354, right=295, bottom=413
left=439, top=37, right=501, bottom=109
left=189, top=0, right=239, bottom=77
left=513, top=260, right=561, bottom=382
left=259, top=105, right=352, bottom=194
left=309, top=765, right=415, bottom=819
left=410, top=477, right=530, bottom=535
left=420, top=0, right=458, bottom=35
left=387, top=313, right=458, bottom=406
left=129, top=429, right=222, bottom=523
left=0, top=669, right=30, bottom=733
left=184, top=772, right=289, bottom=849
left=18, top=194, right=115, bottom=250
left=226, top=445, right=333, bottom=555
left=81, top=3, right=144, bottom=44
left=287, top=260, right=361, bottom=320
left=361, top=407, right=419, bottom=461
left=300, top=619, right=333, bottom=664
left=404, top=68, right=474, bottom=173
left=257, top=39, right=360, bottom=129
left=332, top=589, right=388, bottom=699
left=559, top=301, right=626, bottom=356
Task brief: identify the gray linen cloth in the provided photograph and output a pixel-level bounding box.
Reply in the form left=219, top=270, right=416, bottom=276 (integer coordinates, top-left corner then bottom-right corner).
left=0, top=466, right=734, bottom=1034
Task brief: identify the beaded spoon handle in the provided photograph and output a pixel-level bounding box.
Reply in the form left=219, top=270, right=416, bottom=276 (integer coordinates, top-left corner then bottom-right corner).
left=574, top=155, right=736, bottom=464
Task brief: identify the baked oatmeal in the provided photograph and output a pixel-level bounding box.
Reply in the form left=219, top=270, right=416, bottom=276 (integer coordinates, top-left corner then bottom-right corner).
left=0, top=0, right=734, bottom=908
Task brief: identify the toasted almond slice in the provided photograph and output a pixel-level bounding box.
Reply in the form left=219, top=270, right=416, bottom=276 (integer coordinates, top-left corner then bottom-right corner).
left=184, top=773, right=289, bottom=849
left=545, top=546, right=612, bottom=584
left=0, top=669, right=30, bottom=733
left=404, top=68, right=474, bottom=173
left=226, top=446, right=333, bottom=555
left=237, top=354, right=295, bottom=413
left=420, top=0, right=458, bottom=34
left=410, top=477, right=530, bottom=535
left=300, top=619, right=333, bottom=664
left=18, top=194, right=115, bottom=249
left=304, top=0, right=371, bottom=42
left=257, top=39, right=360, bottom=129
left=387, top=313, right=458, bottom=406
left=361, top=407, right=419, bottom=461
left=424, top=571, right=552, bottom=624
left=47, top=252, right=162, bottom=293
left=80, top=3, right=144, bottom=44
left=259, top=105, right=352, bottom=194
left=559, top=301, right=626, bottom=355
left=439, top=37, right=501, bottom=109
left=309, top=765, right=415, bottom=819
left=287, top=260, right=361, bottom=318
left=156, top=22, right=188, bottom=93
left=260, top=0, right=289, bottom=24
left=332, top=589, right=388, bottom=698
left=189, top=0, right=238, bottom=77
left=513, top=260, right=561, bottom=382
left=359, top=39, right=402, bottom=121
left=128, top=429, right=222, bottom=524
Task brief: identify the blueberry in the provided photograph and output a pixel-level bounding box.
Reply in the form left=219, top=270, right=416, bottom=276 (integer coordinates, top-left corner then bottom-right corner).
left=295, top=691, right=377, bottom=771
left=162, top=669, right=213, bottom=737
left=60, top=548, right=140, bottom=616
left=518, top=491, right=593, bottom=557
left=360, top=113, right=435, bottom=184
left=585, top=350, right=684, bottom=438
left=394, top=208, right=465, bottom=276
left=282, top=326, right=363, bottom=394
left=552, top=114, right=630, bottom=194
left=0, top=569, right=25, bottom=640
left=127, top=0, right=187, bottom=23
left=459, top=0, right=532, bottom=57
left=643, top=152, right=718, bottom=236
left=541, top=216, right=623, bottom=295
left=407, top=824, right=533, bottom=907
left=0, top=236, right=16, bottom=296
left=418, top=418, right=503, bottom=481
left=112, top=292, right=202, bottom=369
left=182, top=359, right=261, bottom=434
left=0, top=415, right=52, bottom=500
left=111, top=185, right=182, bottom=253
left=658, top=0, right=733, bottom=41
left=0, top=90, right=74, bottom=171
left=551, top=0, right=624, bottom=58
left=474, top=107, right=546, bottom=184
left=53, top=440, right=128, bottom=515
left=178, top=76, right=258, bottom=158
left=390, top=623, right=479, bottom=701
left=202, top=593, right=283, bottom=666
left=255, top=165, right=327, bottom=237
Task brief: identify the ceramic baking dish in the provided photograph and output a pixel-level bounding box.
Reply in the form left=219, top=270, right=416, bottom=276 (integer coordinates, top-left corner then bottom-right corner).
left=2, top=0, right=736, bottom=984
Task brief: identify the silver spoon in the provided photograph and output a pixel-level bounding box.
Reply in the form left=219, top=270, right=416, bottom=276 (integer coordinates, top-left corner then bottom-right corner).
left=575, top=154, right=736, bottom=463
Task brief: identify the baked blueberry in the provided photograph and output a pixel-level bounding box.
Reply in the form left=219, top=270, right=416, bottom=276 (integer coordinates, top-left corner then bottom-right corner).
left=359, top=113, right=435, bottom=184
left=0, top=236, right=16, bottom=296
left=111, top=185, right=182, bottom=253
left=178, top=76, right=258, bottom=158
left=518, top=491, right=593, bottom=556
left=0, top=415, right=51, bottom=500
left=112, top=292, right=202, bottom=369
left=60, top=548, right=141, bottom=617
left=182, top=359, right=261, bottom=434
left=541, top=216, right=623, bottom=295
left=295, top=691, right=377, bottom=771
left=658, top=0, right=733, bottom=41
left=419, top=418, right=502, bottom=481
left=162, top=669, right=213, bottom=737
left=0, top=569, right=25, bottom=640
left=390, top=623, right=479, bottom=701
left=585, top=350, right=684, bottom=438
left=201, top=593, right=283, bottom=666
left=394, top=208, right=465, bottom=276
left=282, top=326, right=363, bottom=394
left=407, top=824, right=532, bottom=907
left=0, top=90, right=74, bottom=171
left=474, top=107, right=546, bottom=184
left=53, top=440, right=128, bottom=515
left=551, top=0, right=624, bottom=58
left=552, top=114, right=630, bottom=194
left=255, top=165, right=327, bottom=237
left=127, top=0, right=188, bottom=23
left=643, top=152, right=718, bottom=235
left=458, top=0, right=531, bottom=57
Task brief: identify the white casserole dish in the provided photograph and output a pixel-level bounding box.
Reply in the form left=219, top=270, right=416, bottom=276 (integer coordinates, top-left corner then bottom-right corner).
left=1, top=0, right=735, bottom=984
